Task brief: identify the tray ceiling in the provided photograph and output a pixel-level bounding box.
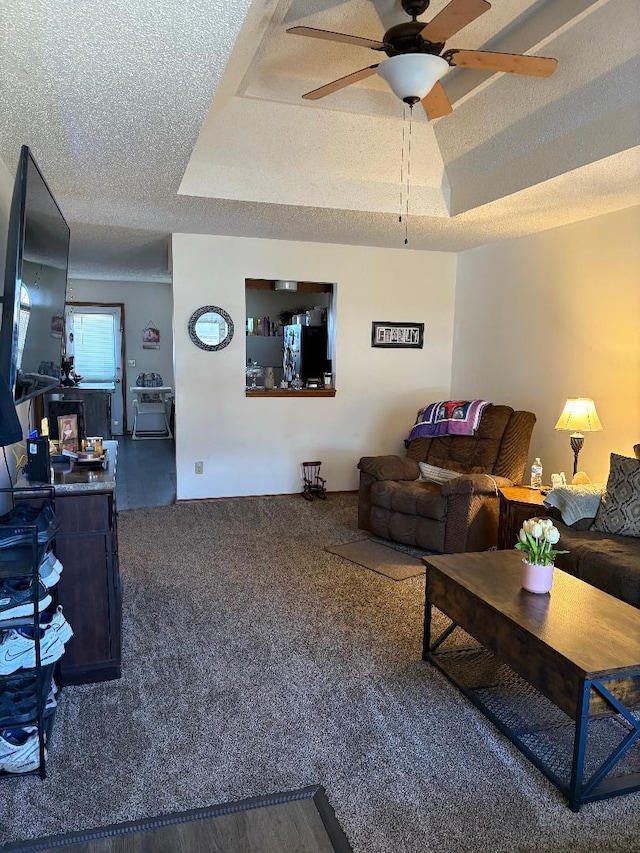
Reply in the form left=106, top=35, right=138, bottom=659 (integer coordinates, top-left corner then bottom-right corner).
left=0, top=0, right=638, bottom=280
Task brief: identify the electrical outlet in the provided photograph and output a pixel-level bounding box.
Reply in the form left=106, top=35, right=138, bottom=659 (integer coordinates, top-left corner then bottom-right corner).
left=128, top=359, right=136, bottom=368
left=195, top=461, right=203, bottom=474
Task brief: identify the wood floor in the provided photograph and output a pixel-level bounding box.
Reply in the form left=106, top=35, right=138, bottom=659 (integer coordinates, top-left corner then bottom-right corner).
left=115, top=435, right=176, bottom=511
left=4, top=789, right=352, bottom=853
left=37, top=801, right=337, bottom=853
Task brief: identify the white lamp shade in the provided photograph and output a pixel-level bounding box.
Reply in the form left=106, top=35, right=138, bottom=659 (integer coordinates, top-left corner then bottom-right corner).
left=274, top=280, right=298, bottom=291
left=377, top=54, right=449, bottom=102
left=554, top=398, right=603, bottom=433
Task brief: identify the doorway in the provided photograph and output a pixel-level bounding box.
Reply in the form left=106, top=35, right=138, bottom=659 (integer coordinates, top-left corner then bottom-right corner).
left=66, top=302, right=126, bottom=435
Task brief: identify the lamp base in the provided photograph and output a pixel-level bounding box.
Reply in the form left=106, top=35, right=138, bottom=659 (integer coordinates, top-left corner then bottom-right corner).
left=569, top=433, right=584, bottom=478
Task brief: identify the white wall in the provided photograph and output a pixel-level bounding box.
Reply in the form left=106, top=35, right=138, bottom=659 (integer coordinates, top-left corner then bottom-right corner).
left=451, top=206, right=640, bottom=484
left=172, top=234, right=457, bottom=499
left=69, top=279, right=174, bottom=431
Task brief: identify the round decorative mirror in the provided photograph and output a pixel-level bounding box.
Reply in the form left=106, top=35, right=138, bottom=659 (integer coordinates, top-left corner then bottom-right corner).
left=188, top=306, right=234, bottom=351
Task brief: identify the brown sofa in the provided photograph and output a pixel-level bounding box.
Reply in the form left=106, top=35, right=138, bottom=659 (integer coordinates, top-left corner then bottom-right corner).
left=553, top=445, right=640, bottom=608
left=357, top=404, right=536, bottom=554
left=553, top=524, right=640, bottom=608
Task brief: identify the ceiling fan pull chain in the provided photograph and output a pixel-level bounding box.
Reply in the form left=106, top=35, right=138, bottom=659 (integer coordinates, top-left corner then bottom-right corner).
left=405, top=107, right=413, bottom=245
left=399, top=104, right=407, bottom=223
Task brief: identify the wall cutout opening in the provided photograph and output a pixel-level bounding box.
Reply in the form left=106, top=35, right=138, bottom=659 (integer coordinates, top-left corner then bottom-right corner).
left=245, top=279, right=335, bottom=394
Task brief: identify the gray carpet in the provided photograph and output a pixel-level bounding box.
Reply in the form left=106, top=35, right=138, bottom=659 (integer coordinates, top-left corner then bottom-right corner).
left=1, top=494, right=638, bottom=852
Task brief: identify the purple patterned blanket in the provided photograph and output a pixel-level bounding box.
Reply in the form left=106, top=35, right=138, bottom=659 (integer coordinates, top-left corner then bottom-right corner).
left=407, top=400, right=491, bottom=440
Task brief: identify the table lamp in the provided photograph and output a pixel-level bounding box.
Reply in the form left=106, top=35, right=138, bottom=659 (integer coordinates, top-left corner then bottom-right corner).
left=554, top=398, right=603, bottom=477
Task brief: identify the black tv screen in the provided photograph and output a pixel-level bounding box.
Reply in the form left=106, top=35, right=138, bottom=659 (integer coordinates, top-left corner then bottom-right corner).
left=0, top=145, right=70, bottom=404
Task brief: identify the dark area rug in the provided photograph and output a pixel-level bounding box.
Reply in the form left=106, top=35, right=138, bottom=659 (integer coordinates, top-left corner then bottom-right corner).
left=325, top=538, right=425, bottom=580
left=0, top=786, right=352, bottom=853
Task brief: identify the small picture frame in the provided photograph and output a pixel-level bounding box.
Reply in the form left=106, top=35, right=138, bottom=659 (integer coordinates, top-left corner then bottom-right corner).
left=371, top=321, right=424, bottom=349
left=58, top=414, right=79, bottom=452
left=50, top=314, right=64, bottom=339
left=143, top=324, right=160, bottom=349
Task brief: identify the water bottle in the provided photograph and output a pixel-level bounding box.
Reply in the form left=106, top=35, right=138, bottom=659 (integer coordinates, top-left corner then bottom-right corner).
left=530, top=457, right=543, bottom=489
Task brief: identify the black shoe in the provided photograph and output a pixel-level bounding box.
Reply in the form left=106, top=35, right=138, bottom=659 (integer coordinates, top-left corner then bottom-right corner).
left=0, top=502, right=60, bottom=549
left=0, top=672, right=56, bottom=725
left=0, top=577, right=52, bottom=620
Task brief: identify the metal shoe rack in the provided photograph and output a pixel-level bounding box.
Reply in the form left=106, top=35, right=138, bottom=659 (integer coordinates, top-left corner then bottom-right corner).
left=0, top=486, right=59, bottom=780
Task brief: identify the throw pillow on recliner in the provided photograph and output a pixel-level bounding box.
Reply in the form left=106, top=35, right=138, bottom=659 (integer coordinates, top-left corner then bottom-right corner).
left=592, top=452, right=640, bottom=538
left=418, top=463, right=463, bottom=484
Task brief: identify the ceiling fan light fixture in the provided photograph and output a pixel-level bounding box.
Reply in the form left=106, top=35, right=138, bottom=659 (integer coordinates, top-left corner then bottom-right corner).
left=377, top=53, right=449, bottom=104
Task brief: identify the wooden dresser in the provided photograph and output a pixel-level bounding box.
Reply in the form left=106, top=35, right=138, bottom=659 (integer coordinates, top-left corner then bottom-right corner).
left=16, top=441, right=121, bottom=686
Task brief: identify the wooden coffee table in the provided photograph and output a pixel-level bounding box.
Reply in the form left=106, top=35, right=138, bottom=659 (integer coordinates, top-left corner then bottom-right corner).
left=422, top=550, right=640, bottom=811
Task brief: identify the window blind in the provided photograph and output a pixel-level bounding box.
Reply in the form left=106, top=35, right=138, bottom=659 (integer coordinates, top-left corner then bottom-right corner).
left=71, top=312, right=116, bottom=382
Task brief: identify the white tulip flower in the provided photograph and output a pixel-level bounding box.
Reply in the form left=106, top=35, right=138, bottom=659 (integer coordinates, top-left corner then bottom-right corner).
left=544, top=526, right=560, bottom=544
left=515, top=517, right=567, bottom=564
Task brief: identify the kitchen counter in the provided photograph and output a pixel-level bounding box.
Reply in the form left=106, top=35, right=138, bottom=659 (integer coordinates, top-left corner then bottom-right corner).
left=245, top=388, right=336, bottom=398
left=16, top=440, right=117, bottom=494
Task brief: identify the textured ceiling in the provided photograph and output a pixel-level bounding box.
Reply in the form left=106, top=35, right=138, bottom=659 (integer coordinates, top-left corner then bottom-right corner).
left=0, top=0, right=639, bottom=281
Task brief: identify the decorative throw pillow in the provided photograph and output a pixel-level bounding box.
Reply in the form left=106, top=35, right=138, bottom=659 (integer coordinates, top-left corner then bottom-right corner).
left=592, top=453, right=640, bottom=537
left=428, top=458, right=474, bottom=473
left=418, top=462, right=462, bottom=485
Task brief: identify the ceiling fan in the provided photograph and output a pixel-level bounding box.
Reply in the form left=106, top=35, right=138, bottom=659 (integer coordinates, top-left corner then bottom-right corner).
left=287, top=0, right=558, bottom=120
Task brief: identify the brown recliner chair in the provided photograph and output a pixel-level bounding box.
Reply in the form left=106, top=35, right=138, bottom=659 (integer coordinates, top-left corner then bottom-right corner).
left=357, top=404, right=536, bottom=554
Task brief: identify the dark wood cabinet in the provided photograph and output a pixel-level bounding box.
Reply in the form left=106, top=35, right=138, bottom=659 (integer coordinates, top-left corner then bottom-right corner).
left=45, top=388, right=112, bottom=439
left=16, top=442, right=121, bottom=686
left=498, top=486, right=560, bottom=550
left=53, top=489, right=121, bottom=685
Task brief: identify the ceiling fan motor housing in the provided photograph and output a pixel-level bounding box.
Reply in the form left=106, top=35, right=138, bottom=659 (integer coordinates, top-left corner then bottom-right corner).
left=382, top=22, right=445, bottom=57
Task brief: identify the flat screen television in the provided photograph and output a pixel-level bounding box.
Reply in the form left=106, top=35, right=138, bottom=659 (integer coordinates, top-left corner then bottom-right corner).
left=0, top=145, right=70, bottom=404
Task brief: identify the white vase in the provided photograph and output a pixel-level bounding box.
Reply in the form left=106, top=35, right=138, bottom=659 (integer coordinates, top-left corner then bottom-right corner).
left=263, top=367, right=275, bottom=390
left=521, top=560, right=554, bottom=594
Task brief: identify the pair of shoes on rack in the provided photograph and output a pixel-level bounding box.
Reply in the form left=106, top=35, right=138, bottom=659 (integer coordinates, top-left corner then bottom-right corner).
left=0, top=577, right=52, bottom=620
left=0, top=673, right=57, bottom=725
left=0, top=726, right=46, bottom=773
left=0, top=502, right=60, bottom=549
left=38, top=550, right=64, bottom=589
left=0, top=607, right=73, bottom=675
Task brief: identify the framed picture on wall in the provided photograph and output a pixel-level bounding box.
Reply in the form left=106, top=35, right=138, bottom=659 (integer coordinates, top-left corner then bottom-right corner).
left=371, top=321, right=424, bottom=349
left=50, top=314, right=64, bottom=339
left=143, top=323, right=160, bottom=349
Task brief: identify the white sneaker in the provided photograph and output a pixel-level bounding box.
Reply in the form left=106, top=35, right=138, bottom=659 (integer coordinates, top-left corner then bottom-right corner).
left=38, top=550, right=64, bottom=588
left=39, top=606, right=73, bottom=645
left=46, top=679, right=58, bottom=714
left=0, top=726, right=46, bottom=773
left=0, top=626, right=65, bottom=675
